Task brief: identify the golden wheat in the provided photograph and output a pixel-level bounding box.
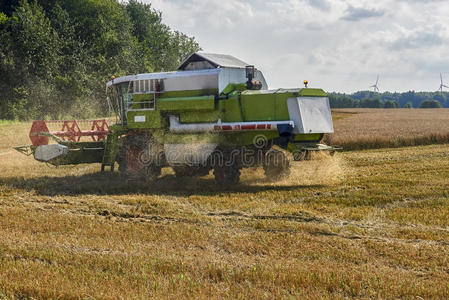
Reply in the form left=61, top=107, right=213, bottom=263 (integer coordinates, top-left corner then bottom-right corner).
left=0, top=122, right=448, bottom=299
left=328, top=108, right=449, bottom=150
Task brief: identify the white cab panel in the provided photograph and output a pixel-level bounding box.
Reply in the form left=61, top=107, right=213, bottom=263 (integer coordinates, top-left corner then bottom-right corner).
left=287, top=97, right=334, bottom=134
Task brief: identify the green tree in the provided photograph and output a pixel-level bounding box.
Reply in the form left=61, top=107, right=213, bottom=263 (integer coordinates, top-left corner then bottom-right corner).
left=419, top=100, right=442, bottom=108
left=384, top=100, right=398, bottom=108
left=125, top=0, right=200, bottom=72
left=0, top=0, right=201, bottom=120
left=0, top=0, right=20, bottom=16
left=360, top=97, right=384, bottom=108
left=404, top=101, right=413, bottom=108
left=0, top=0, right=60, bottom=119
left=329, top=94, right=356, bottom=108
left=9, top=0, right=58, bottom=78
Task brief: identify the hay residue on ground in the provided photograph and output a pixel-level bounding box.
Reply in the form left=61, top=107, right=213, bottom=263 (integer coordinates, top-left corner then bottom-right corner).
left=241, top=152, right=347, bottom=186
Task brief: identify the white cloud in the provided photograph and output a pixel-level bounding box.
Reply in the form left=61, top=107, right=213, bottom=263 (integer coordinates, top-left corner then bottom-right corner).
left=341, top=5, right=385, bottom=21
left=146, top=0, right=449, bottom=92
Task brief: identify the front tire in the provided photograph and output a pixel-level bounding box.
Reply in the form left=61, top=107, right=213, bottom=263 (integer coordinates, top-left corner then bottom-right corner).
left=213, top=163, right=241, bottom=185
left=263, top=149, right=291, bottom=181
left=118, top=134, right=162, bottom=181
left=213, top=148, right=241, bottom=185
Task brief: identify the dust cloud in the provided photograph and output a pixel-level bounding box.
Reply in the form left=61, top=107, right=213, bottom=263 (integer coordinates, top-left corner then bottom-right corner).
left=241, top=152, right=347, bottom=187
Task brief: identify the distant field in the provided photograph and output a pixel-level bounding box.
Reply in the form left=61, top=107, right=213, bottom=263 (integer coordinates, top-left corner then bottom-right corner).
left=328, top=108, right=449, bottom=150
left=0, top=122, right=448, bottom=299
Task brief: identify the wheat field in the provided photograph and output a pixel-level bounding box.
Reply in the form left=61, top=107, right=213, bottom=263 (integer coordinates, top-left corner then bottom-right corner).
left=0, top=120, right=448, bottom=299
left=328, top=108, right=449, bottom=150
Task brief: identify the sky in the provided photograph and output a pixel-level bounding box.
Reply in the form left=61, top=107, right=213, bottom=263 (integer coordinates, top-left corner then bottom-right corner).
left=146, top=0, right=449, bottom=93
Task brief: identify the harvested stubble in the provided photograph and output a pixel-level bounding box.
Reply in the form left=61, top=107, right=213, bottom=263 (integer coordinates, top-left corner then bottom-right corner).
left=0, top=122, right=448, bottom=299
left=327, top=108, right=449, bottom=150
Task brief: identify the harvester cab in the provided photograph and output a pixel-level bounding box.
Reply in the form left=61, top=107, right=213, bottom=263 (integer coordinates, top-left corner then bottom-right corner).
left=15, top=52, right=340, bottom=185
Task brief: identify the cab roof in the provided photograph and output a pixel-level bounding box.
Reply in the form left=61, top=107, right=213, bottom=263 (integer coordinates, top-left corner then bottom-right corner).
left=178, top=52, right=250, bottom=70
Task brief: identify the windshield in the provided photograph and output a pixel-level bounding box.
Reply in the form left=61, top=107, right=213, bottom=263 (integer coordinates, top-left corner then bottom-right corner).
left=114, top=82, right=132, bottom=124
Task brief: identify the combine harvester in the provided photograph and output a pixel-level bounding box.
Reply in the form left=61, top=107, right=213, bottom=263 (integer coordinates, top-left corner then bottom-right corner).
left=15, top=52, right=339, bottom=184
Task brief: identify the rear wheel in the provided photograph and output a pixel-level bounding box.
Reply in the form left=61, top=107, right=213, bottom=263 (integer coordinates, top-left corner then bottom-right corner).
left=263, top=149, right=290, bottom=181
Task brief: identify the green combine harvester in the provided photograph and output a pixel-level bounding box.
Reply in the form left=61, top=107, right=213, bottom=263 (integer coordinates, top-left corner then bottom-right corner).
left=16, top=52, right=339, bottom=184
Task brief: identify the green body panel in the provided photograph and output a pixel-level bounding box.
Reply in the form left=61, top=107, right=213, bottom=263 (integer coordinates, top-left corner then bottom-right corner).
left=237, top=88, right=326, bottom=122
left=221, top=96, right=243, bottom=122
left=275, top=93, right=291, bottom=120
left=126, top=110, right=163, bottom=129
left=180, top=111, right=221, bottom=123
left=298, top=88, right=327, bottom=97
left=158, top=89, right=218, bottom=98
left=157, top=95, right=215, bottom=111
left=221, top=83, right=246, bottom=95
left=240, top=90, right=277, bottom=121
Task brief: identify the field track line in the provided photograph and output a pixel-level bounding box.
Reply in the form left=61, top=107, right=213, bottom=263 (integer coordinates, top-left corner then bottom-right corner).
left=7, top=198, right=449, bottom=247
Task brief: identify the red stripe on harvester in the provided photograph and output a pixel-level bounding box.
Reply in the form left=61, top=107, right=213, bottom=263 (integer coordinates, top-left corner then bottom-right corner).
left=256, top=124, right=266, bottom=130
left=222, top=125, right=232, bottom=130
left=241, top=124, right=256, bottom=130
left=267, top=124, right=272, bottom=129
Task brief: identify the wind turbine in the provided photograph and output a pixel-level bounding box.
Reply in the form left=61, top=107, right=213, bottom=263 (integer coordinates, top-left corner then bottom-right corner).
left=439, top=73, right=448, bottom=92
left=370, top=75, right=380, bottom=92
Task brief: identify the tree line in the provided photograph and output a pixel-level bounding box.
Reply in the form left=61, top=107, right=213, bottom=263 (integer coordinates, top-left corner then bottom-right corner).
left=329, top=91, right=449, bottom=109
left=0, top=0, right=201, bottom=120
